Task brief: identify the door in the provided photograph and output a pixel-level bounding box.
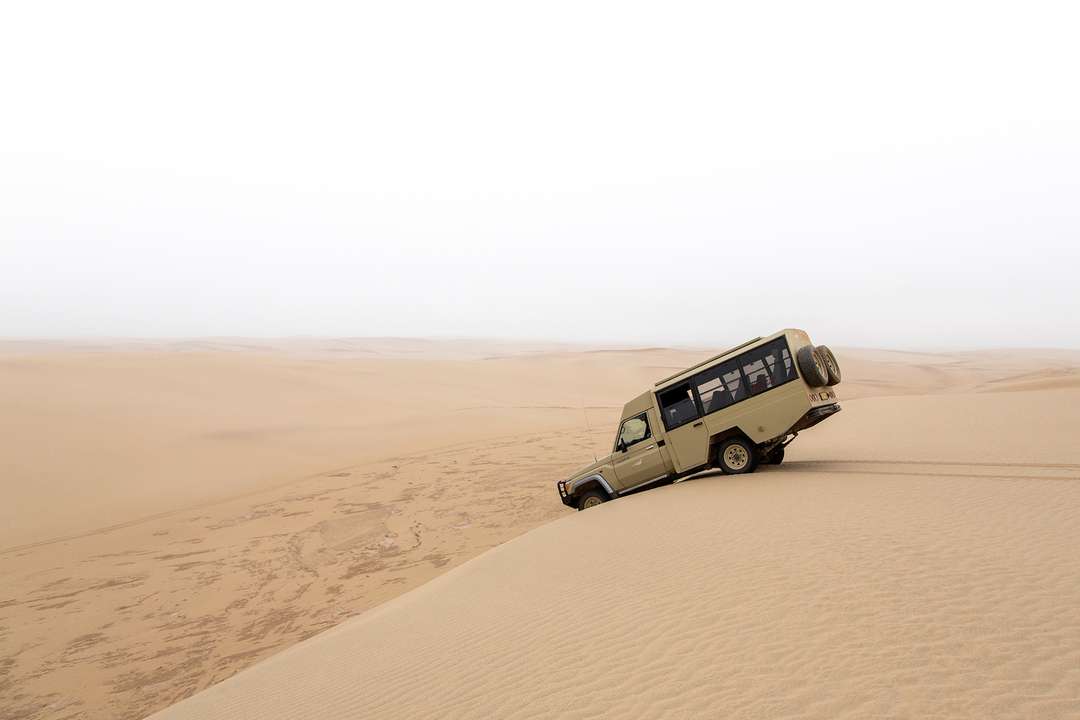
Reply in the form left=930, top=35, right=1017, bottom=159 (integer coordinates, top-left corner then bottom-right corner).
left=611, top=411, right=671, bottom=491
left=656, top=381, right=710, bottom=471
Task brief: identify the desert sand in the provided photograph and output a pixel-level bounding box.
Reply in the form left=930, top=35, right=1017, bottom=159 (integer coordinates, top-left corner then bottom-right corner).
left=2, top=339, right=1079, bottom=719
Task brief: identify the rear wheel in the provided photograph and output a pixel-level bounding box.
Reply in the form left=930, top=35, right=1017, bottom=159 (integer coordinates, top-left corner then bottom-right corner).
left=576, top=489, right=608, bottom=511
left=717, top=438, right=757, bottom=474
left=797, top=345, right=829, bottom=386
left=817, top=345, right=842, bottom=386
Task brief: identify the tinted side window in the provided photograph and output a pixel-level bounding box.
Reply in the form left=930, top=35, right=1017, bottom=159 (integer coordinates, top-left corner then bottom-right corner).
left=770, top=342, right=795, bottom=384
left=695, top=359, right=746, bottom=413
left=618, top=413, right=651, bottom=448
left=741, top=339, right=794, bottom=396
left=693, top=338, right=796, bottom=415
left=657, top=382, right=700, bottom=430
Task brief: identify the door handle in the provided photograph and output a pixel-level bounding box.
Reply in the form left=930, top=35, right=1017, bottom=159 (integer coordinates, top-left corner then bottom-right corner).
left=644, top=444, right=655, bottom=451
left=693, top=421, right=703, bottom=427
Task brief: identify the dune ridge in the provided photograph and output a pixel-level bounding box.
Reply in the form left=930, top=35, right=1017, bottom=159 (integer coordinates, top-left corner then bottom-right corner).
left=150, top=388, right=1080, bottom=720
left=1, top=342, right=1077, bottom=719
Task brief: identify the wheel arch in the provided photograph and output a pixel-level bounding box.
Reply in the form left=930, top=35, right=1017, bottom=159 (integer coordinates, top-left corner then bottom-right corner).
left=568, top=474, right=616, bottom=502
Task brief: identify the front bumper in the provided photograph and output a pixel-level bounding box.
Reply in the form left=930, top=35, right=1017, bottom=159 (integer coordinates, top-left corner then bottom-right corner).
left=556, top=480, right=575, bottom=508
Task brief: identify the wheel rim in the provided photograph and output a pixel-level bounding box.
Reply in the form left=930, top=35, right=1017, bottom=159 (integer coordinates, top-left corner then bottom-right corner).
left=814, top=354, right=828, bottom=379
left=582, top=496, right=603, bottom=509
left=724, top=444, right=749, bottom=470
left=821, top=348, right=838, bottom=375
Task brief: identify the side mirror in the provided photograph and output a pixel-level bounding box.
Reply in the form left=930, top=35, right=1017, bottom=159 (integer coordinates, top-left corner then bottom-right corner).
left=617, top=439, right=627, bottom=453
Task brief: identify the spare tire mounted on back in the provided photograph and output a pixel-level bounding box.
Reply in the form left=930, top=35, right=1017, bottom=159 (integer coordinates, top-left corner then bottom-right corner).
left=816, top=345, right=842, bottom=386
left=796, top=345, right=830, bottom=386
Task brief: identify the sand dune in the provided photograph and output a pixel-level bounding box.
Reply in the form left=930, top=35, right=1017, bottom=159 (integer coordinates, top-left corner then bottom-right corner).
left=149, top=389, right=1080, bottom=720
left=0, top=341, right=658, bottom=549
left=1, top=341, right=1077, bottom=719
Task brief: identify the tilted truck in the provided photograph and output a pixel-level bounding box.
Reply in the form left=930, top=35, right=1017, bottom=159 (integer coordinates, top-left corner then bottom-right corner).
left=557, top=329, right=842, bottom=510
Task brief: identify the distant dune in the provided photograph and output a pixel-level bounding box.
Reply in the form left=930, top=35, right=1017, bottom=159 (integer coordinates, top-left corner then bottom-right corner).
left=1, top=341, right=1078, bottom=719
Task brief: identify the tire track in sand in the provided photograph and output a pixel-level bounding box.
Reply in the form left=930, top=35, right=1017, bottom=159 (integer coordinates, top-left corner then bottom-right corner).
left=779, top=459, right=1080, bottom=482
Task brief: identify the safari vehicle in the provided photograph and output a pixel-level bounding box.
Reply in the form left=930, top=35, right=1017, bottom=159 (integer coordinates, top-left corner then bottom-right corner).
left=557, top=329, right=842, bottom=510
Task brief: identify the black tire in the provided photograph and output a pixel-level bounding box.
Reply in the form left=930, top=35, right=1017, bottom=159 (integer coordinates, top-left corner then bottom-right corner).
left=817, top=345, right=842, bottom=386
left=764, top=446, right=785, bottom=465
left=576, top=489, right=608, bottom=511
left=717, top=437, right=757, bottom=475
left=797, top=345, right=829, bottom=387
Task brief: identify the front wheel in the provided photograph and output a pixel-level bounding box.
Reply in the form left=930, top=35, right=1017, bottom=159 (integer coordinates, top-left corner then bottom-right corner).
left=717, top=438, right=757, bottom=474
left=576, top=489, right=608, bottom=511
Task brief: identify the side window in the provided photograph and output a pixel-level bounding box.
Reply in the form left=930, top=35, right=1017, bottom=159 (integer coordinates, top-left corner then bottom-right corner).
left=742, top=352, right=772, bottom=395
left=695, top=359, right=746, bottom=413
left=618, top=413, right=651, bottom=449
left=657, top=382, right=700, bottom=430
left=741, top=338, right=794, bottom=396
left=694, top=338, right=796, bottom=412
left=766, top=342, right=794, bottom=384
left=696, top=371, right=722, bottom=413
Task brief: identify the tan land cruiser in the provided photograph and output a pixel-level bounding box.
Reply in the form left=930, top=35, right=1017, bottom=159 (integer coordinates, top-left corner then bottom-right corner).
left=557, top=329, right=842, bottom=510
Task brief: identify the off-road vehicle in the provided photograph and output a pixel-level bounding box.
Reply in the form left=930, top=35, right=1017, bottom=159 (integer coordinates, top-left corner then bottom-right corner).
left=557, top=329, right=842, bottom=510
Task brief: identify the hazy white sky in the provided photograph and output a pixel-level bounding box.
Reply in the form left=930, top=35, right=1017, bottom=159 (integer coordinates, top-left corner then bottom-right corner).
left=2, top=1, right=1078, bottom=348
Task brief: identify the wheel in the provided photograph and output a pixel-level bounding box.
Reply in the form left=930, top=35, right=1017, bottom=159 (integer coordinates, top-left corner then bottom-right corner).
left=717, top=437, right=757, bottom=474
left=797, top=345, right=829, bottom=387
left=817, top=345, right=842, bottom=386
left=763, top=446, right=785, bottom=465
left=576, top=489, right=608, bottom=511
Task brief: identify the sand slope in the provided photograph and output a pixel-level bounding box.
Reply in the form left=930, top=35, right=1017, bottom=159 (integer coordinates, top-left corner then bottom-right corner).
left=0, top=339, right=711, bottom=720
left=150, top=388, right=1080, bottom=720
left=2, top=342, right=1078, bottom=719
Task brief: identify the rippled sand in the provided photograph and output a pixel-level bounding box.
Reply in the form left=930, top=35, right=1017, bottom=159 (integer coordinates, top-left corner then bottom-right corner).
left=2, top=340, right=1078, bottom=719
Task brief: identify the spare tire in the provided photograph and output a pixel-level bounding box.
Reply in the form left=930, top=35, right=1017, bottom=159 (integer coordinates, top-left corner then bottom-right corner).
left=817, top=345, right=842, bottom=386
left=797, top=345, right=829, bottom=387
